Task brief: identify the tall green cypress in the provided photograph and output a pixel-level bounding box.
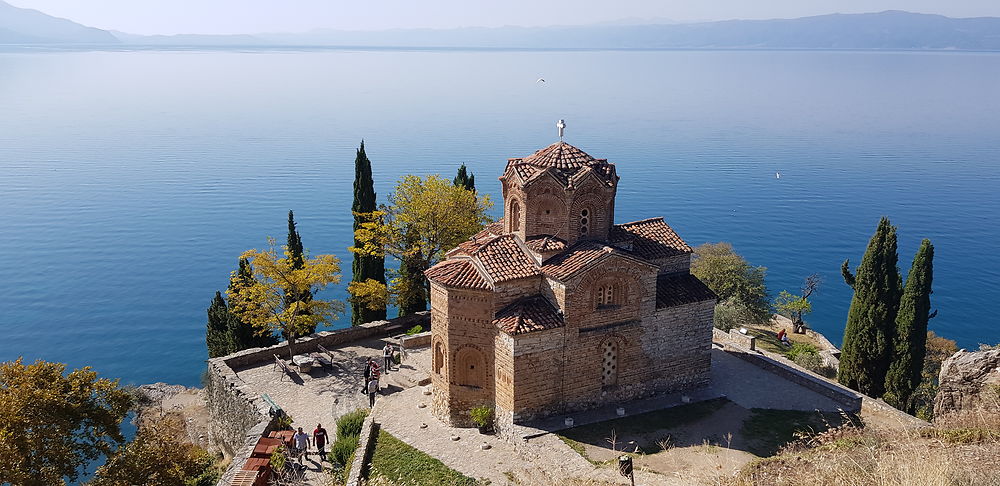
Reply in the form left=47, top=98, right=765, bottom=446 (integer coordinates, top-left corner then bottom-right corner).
left=884, top=239, right=934, bottom=412
left=284, top=210, right=315, bottom=337
left=229, top=257, right=278, bottom=350
left=351, top=141, right=387, bottom=325
left=838, top=217, right=902, bottom=397
left=454, top=163, right=476, bottom=192
left=206, top=291, right=235, bottom=358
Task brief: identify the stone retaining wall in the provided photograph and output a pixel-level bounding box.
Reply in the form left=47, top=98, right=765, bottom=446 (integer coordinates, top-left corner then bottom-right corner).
left=346, top=409, right=380, bottom=486
left=713, top=328, right=862, bottom=412
left=207, top=312, right=429, bottom=486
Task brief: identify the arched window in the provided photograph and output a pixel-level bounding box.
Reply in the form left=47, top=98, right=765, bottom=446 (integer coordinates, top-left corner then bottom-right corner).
left=579, top=208, right=590, bottom=236
left=596, top=284, right=619, bottom=308
left=601, top=340, right=618, bottom=387
left=455, top=347, right=485, bottom=388
left=434, top=342, right=445, bottom=375
left=510, top=200, right=521, bottom=232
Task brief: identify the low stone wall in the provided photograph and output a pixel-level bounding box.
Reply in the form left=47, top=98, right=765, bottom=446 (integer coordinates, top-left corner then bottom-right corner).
left=401, top=330, right=432, bottom=349
left=714, top=328, right=862, bottom=412
left=223, top=312, right=429, bottom=369
left=346, top=409, right=380, bottom=486
left=207, top=312, right=429, bottom=486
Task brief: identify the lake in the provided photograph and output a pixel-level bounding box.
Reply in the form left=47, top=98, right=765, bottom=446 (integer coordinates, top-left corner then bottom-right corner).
left=1, top=47, right=998, bottom=387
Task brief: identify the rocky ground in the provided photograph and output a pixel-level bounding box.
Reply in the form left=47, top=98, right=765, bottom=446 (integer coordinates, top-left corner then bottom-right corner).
left=135, top=382, right=221, bottom=457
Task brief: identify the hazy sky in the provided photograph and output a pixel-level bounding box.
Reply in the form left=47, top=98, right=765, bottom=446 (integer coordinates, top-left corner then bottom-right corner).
left=8, top=0, right=1000, bottom=35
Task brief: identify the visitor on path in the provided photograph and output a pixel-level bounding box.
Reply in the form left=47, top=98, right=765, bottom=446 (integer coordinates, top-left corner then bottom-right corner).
left=383, top=342, right=394, bottom=373
left=293, top=427, right=310, bottom=465
left=776, top=328, right=786, bottom=342
left=367, top=375, right=380, bottom=408
left=313, top=423, right=329, bottom=462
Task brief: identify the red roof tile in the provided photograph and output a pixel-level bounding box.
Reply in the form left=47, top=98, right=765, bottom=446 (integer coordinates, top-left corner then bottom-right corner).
left=525, top=235, right=568, bottom=253
left=520, top=141, right=599, bottom=169
left=472, top=234, right=541, bottom=283
left=655, top=273, right=717, bottom=308
left=540, top=240, right=617, bottom=281
left=610, top=218, right=692, bottom=260
left=494, top=296, right=564, bottom=335
left=502, top=142, right=617, bottom=188
left=446, top=220, right=505, bottom=258
left=424, top=259, right=490, bottom=290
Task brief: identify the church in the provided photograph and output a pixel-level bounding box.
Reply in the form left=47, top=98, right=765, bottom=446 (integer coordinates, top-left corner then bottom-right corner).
left=425, top=132, right=717, bottom=433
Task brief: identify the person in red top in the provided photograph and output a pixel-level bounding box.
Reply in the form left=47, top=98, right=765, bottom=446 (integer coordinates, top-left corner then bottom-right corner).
left=313, top=423, right=329, bottom=462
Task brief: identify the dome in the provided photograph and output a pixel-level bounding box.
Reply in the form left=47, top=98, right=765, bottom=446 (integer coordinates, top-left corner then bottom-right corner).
left=519, top=141, right=601, bottom=169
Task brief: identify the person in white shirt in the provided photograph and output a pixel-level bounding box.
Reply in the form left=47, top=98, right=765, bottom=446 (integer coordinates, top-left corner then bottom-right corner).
left=293, top=427, right=310, bottom=465
left=383, top=343, right=394, bottom=373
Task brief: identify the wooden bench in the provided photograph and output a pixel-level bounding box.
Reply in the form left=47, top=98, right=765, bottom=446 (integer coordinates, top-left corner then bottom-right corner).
left=272, top=354, right=296, bottom=381
left=317, top=344, right=338, bottom=368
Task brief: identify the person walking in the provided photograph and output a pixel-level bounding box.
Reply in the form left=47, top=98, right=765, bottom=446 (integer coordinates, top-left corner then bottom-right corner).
left=367, top=374, right=379, bottom=408
left=293, top=427, right=310, bottom=465
left=383, top=342, right=394, bottom=373
left=313, top=423, right=329, bottom=462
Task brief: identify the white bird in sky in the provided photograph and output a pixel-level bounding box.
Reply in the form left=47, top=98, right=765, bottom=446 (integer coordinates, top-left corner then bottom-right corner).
left=536, top=78, right=546, bottom=83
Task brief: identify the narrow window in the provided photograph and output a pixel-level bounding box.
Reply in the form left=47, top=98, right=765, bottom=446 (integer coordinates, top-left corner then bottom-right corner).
left=597, top=284, right=617, bottom=308
left=434, top=342, right=444, bottom=375
left=511, top=200, right=521, bottom=232
left=601, top=340, right=618, bottom=386
left=580, top=208, right=590, bottom=236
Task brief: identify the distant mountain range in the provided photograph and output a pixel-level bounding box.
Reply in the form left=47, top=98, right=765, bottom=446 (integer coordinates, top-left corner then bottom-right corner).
left=3, top=1, right=1000, bottom=51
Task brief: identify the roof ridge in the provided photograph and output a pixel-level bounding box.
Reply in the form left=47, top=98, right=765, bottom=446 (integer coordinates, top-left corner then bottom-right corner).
left=616, top=216, right=665, bottom=227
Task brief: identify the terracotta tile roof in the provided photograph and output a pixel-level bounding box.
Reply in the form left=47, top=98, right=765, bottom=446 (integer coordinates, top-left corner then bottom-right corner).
left=656, top=273, right=717, bottom=308
left=503, top=142, right=616, bottom=188
left=494, top=296, right=564, bottom=335
left=472, top=234, right=541, bottom=283
left=525, top=235, right=568, bottom=253
left=446, top=220, right=505, bottom=258
left=520, top=141, right=600, bottom=169
left=424, top=259, right=490, bottom=290
left=610, top=218, right=692, bottom=260
left=540, top=240, right=617, bottom=281
left=477, top=220, right=504, bottom=239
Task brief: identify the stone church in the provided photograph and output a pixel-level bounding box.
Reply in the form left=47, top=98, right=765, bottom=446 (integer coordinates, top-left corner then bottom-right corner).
left=425, top=138, right=716, bottom=432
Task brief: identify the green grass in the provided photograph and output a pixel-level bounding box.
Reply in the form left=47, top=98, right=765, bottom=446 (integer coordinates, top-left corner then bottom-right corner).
left=741, top=409, right=860, bottom=456
left=369, top=430, right=479, bottom=486
left=557, top=397, right=729, bottom=455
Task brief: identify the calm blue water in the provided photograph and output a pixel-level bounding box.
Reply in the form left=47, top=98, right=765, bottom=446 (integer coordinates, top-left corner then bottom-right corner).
left=1, top=48, right=998, bottom=388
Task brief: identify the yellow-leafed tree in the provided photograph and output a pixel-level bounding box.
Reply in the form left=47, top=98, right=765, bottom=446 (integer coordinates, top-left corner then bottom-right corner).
left=227, top=238, right=344, bottom=360
left=350, top=174, right=492, bottom=316
left=0, top=358, right=133, bottom=486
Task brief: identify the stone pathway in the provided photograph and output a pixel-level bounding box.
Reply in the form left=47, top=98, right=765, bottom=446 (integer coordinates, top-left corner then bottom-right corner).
left=232, top=336, right=431, bottom=483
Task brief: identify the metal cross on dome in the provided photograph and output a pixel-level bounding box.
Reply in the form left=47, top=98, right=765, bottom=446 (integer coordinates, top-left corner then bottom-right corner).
left=557, top=119, right=566, bottom=140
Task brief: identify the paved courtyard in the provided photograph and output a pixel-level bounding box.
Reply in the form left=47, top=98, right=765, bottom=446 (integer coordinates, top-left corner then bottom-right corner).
left=233, top=339, right=855, bottom=485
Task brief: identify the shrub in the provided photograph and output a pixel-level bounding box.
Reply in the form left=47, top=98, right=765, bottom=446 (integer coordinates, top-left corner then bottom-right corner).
left=786, top=342, right=819, bottom=361
left=275, top=413, right=294, bottom=430
left=336, top=409, right=369, bottom=440
left=713, top=297, right=754, bottom=331
left=405, top=325, right=424, bottom=335
left=470, top=405, right=493, bottom=428
left=332, top=435, right=360, bottom=466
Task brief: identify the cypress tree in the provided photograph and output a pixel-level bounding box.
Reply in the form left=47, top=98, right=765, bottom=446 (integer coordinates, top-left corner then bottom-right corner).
left=229, top=257, right=278, bottom=350
left=284, top=210, right=315, bottom=337
left=884, top=239, right=934, bottom=412
left=206, top=291, right=234, bottom=358
left=838, top=217, right=902, bottom=397
left=351, top=142, right=387, bottom=325
left=454, top=163, right=476, bottom=192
